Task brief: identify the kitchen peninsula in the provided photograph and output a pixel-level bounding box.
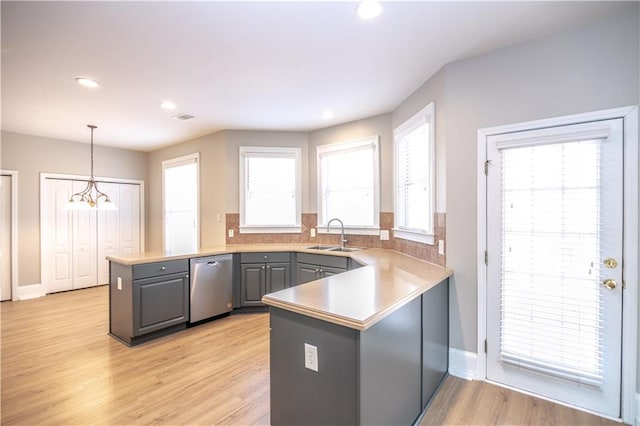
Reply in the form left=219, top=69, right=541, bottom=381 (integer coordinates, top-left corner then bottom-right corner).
left=107, top=245, right=452, bottom=425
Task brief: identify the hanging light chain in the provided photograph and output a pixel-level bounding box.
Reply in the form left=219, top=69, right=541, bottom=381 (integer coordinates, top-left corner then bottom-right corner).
left=69, top=125, right=113, bottom=208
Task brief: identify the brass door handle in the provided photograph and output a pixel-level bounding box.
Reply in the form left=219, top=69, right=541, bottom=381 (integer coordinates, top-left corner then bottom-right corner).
left=603, top=279, right=617, bottom=290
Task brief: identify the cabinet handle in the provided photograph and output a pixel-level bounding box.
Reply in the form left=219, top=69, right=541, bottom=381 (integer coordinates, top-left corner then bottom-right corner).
left=262, top=266, right=265, bottom=270
left=264, top=255, right=268, bottom=260
left=319, top=268, right=323, bottom=274
left=315, top=268, right=319, bottom=273
left=266, top=265, right=270, bottom=269
left=161, top=266, right=166, bottom=271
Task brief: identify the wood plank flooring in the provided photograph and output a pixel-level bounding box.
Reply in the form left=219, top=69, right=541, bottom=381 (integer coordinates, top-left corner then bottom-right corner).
left=1, top=285, right=623, bottom=425
left=420, top=376, right=623, bottom=426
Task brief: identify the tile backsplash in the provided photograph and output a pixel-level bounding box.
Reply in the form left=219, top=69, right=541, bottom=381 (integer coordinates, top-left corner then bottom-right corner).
left=225, top=212, right=446, bottom=266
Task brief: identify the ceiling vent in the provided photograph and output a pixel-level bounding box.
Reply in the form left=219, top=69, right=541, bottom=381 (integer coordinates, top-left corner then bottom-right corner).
left=173, top=113, right=195, bottom=121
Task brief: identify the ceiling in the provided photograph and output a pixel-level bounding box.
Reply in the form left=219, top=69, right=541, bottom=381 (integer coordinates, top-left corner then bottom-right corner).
left=1, top=1, right=632, bottom=151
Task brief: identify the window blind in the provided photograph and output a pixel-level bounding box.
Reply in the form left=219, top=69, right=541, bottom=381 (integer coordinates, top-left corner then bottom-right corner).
left=396, top=122, right=430, bottom=233
left=244, top=152, right=297, bottom=227
left=318, top=139, right=378, bottom=227
left=499, top=139, right=604, bottom=387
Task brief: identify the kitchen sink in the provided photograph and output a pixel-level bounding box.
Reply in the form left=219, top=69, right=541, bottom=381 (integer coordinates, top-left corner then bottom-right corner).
left=305, top=245, right=339, bottom=250
left=328, top=247, right=363, bottom=252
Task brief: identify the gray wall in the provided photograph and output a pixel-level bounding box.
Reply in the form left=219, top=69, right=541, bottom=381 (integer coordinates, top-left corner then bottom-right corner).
left=146, top=131, right=227, bottom=253
left=224, top=130, right=309, bottom=214
left=446, top=7, right=638, bottom=353
left=308, top=113, right=393, bottom=213
left=392, top=68, right=447, bottom=213
left=0, top=130, right=147, bottom=286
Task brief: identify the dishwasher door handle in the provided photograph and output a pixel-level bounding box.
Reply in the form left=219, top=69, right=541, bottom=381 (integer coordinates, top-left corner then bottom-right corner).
left=207, top=261, right=218, bottom=266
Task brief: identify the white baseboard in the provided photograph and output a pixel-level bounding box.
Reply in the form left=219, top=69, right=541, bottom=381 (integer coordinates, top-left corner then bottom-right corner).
left=635, top=392, right=639, bottom=426
left=16, top=283, right=46, bottom=300
left=449, top=348, right=477, bottom=380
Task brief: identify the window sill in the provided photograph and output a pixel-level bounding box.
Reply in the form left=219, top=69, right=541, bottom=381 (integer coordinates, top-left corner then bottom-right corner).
left=239, top=226, right=302, bottom=234
left=393, top=229, right=435, bottom=245
left=317, top=227, right=380, bottom=236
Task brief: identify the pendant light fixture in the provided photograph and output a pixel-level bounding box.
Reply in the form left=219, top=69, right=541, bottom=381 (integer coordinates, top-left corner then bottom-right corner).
left=68, top=125, right=116, bottom=210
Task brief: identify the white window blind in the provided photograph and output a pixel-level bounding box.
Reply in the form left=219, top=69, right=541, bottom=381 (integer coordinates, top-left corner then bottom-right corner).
left=240, top=147, right=301, bottom=232
left=499, top=139, right=603, bottom=387
left=317, top=136, right=379, bottom=229
left=393, top=102, right=435, bottom=243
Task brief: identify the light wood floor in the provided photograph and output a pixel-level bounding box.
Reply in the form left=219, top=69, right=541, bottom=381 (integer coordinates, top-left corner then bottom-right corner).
left=1, top=285, right=623, bottom=425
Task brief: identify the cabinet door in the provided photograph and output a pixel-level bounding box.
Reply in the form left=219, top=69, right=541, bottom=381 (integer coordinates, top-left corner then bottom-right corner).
left=295, top=263, right=319, bottom=286
left=241, top=263, right=265, bottom=306
left=266, top=262, right=290, bottom=294
left=320, top=265, right=346, bottom=279
left=133, top=273, right=189, bottom=336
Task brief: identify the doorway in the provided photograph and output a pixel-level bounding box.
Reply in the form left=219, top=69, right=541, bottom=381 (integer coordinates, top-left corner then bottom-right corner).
left=477, top=107, right=638, bottom=423
left=1, top=171, right=18, bottom=301
left=162, top=153, right=199, bottom=255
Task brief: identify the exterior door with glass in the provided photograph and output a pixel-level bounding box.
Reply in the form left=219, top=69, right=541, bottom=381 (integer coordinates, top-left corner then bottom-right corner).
left=486, top=118, right=623, bottom=418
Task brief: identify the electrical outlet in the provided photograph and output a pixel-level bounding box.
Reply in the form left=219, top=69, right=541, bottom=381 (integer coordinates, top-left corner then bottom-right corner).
left=380, top=230, right=389, bottom=241
left=216, top=213, right=221, bottom=222
left=304, top=343, right=318, bottom=372
left=310, top=228, right=316, bottom=238
left=228, top=229, right=234, bottom=238
left=438, top=240, right=445, bottom=255
left=117, top=277, right=122, bottom=290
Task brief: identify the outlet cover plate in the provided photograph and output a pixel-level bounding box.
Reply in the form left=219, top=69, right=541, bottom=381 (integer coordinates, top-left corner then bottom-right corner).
left=304, top=343, right=318, bottom=372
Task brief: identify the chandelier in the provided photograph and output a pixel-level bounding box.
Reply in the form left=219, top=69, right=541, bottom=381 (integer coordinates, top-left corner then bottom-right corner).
left=68, top=125, right=116, bottom=210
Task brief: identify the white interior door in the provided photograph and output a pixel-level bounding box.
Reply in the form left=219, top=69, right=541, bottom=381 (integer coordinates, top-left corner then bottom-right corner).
left=118, top=183, right=140, bottom=255
left=72, top=180, right=97, bottom=289
left=1, top=174, right=12, bottom=301
left=97, top=182, right=119, bottom=285
left=486, top=119, right=623, bottom=418
left=97, top=182, right=141, bottom=284
left=43, top=179, right=74, bottom=293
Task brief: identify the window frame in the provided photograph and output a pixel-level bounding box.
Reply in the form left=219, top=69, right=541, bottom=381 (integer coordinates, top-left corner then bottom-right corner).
left=316, top=135, right=380, bottom=235
left=239, top=146, right=302, bottom=234
left=393, top=102, right=435, bottom=244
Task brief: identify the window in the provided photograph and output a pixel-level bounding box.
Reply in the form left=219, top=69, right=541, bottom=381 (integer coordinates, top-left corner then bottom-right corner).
left=239, top=146, right=301, bottom=233
left=163, top=153, right=199, bottom=254
left=317, top=136, right=380, bottom=233
left=393, top=102, right=435, bottom=244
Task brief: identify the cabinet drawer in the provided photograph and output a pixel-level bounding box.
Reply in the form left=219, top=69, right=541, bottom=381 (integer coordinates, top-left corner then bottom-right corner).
left=296, top=253, right=348, bottom=270
left=133, top=259, right=189, bottom=280
left=240, top=252, right=290, bottom=264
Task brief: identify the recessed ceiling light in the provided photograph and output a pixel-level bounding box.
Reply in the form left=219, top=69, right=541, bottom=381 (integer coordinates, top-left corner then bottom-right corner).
left=321, top=110, right=335, bottom=120
left=357, top=0, right=383, bottom=20
left=75, top=77, right=100, bottom=88
left=161, top=101, right=177, bottom=110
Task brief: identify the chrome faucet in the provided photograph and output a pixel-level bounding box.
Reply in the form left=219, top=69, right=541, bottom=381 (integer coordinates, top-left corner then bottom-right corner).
left=327, top=218, right=347, bottom=249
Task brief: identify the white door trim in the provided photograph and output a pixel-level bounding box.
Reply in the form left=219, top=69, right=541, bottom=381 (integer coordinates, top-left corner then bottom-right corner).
left=40, top=173, right=145, bottom=295
left=1, top=170, right=19, bottom=301
left=476, top=106, right=638, bottom=423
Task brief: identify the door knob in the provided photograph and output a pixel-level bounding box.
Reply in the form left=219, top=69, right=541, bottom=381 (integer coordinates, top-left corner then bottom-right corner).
left=603, top=279, right=617, bottom=290
left=603, top=258, right=618, bottom=268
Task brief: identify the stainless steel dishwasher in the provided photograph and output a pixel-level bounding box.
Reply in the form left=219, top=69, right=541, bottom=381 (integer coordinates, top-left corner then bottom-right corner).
left=189, top=254, right=233, bottom=323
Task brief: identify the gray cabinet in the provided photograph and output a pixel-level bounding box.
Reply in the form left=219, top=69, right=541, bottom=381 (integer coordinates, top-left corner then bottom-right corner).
left=294, top=253, right=348, bottom=285
left=239, top=252, right=290, bottom=307
left=109, top=259, right=189, bottom=346
left=269, top=278, right=449, bottom=425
